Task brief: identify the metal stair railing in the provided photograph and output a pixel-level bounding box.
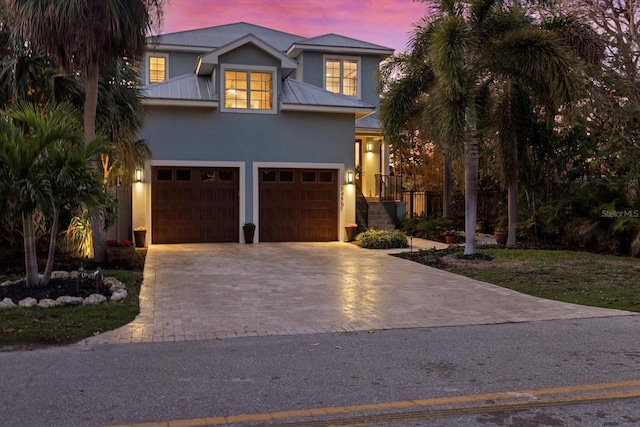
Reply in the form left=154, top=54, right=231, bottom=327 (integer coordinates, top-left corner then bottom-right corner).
left=355, top=185, right=369, bottom=228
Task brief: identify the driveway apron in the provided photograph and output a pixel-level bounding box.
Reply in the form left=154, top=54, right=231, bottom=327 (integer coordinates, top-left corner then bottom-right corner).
left=82, top=243, right=632, bottom=345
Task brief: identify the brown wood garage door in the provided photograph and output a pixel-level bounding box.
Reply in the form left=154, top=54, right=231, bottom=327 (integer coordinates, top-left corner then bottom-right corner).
left=259, top=168, right=338, bottom=242
left=152, top=167, right=239, bottom=244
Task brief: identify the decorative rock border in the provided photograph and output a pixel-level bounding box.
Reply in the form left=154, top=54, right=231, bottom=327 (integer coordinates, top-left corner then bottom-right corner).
left=0, top=271, right=127, bottom=310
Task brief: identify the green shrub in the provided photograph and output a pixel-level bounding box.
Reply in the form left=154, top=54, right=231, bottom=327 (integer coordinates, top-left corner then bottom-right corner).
left=401, top=216, right=454, bottom=240
left=356, top=229, right=408, bottom=249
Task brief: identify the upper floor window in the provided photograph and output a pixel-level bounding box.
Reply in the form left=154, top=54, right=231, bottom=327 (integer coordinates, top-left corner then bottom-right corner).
left=148, top=54, right=167, bottom=84
left=221, top=64, right=277, bottom=114
left=325, top=56, right=360, bottom=98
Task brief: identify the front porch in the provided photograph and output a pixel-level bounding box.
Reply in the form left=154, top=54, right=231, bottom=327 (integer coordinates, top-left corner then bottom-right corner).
left=354, top=133, right=406, bottom=230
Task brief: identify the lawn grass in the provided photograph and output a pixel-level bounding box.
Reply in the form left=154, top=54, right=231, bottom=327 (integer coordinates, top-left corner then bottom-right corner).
left=443, top=248, right=640, bottom=312
left=0, top=269, right=143, bottom=349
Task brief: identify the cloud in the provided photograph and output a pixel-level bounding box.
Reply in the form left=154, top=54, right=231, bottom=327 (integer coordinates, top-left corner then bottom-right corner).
left=162, top=0, right=430, bottom=51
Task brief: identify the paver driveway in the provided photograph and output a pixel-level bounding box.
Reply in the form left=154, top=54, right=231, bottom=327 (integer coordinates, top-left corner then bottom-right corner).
left=82, top=242, right=632, bottom=345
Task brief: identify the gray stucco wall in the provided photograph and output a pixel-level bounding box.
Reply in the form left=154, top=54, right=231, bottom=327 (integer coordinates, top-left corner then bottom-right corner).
left=299, top=52, right=382, bottom=107
left=142, top=106, right=355, bottom=221
left=216, top=44, right=284, bottom=94
left=141, top=50, right=205, bottom=83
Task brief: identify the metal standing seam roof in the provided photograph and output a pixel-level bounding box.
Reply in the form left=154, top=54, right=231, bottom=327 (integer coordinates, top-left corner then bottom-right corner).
left=142, top=75, right=374, bottom=115
left=281, top=78, right=374, bottom=110
left=291, top=33, right=394, bottom=52
left=149, top=22, right=303, bottom=52
left=356, top=114, right=382, bottom=130
left=149, top=22, right=395, bottom=54
left=142, top=75, right=217, bottom=102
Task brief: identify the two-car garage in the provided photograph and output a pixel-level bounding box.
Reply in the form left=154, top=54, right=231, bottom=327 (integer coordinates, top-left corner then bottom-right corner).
left=151, top=166, right=338, bottom=243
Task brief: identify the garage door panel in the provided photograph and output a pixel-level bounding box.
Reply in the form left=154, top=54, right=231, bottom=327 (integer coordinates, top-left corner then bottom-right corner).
left=259, top=168, right=337, bottom=242
left=152, top=167, right=239, bottom=244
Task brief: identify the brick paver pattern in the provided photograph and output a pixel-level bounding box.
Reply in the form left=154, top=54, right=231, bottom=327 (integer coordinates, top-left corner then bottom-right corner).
left=81, top=242, right=632, bottom=345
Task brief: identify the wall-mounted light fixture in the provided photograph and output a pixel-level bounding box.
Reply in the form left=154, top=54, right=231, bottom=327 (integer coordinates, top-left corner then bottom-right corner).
left=366, top=142, right=373, bottom=152
left=135, top=168, right=143, bottom=182
left=346, top=171, right=354, bottom=184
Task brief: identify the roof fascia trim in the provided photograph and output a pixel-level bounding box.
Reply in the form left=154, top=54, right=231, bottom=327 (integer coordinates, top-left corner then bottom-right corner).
left=280, top=103, right=374, bottom=119
left=197, top=34, right=298, bottom=75
left=143, top=99, right=219, bottom=108
left=146, top=44, right=210, bottom=53
left=287, top=44, right=394, bottom=57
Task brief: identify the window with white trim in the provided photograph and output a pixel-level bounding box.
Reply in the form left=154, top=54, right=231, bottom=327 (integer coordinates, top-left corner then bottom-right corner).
left=222, top=65, right=276, bottom=113
left=325, top=56, right=360, bottom=97
left=148, top=55, right=167, bottom=84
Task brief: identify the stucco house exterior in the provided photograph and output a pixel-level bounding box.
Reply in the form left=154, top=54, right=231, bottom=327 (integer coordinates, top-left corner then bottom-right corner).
left=132, top=22, right=395, bottom=244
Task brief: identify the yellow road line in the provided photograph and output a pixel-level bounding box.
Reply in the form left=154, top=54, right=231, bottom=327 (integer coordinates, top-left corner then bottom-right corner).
left=102, top=378, right=640, bottom=427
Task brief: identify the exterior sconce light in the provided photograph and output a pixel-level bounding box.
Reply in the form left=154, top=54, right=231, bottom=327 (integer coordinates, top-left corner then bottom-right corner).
left=135, top=168, right=143, bottom=182
left=366, top=142, right=373, bottom=152
left=347, top=171, right=354, bottom=184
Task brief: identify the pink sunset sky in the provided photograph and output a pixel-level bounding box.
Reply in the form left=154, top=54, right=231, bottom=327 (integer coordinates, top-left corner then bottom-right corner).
left=162, top=0, right=432, bottom=52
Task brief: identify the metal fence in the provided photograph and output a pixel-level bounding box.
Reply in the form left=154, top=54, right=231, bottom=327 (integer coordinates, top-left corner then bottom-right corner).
left=376, top=174, right=403, bottom=201
left=403, top=190, right=503, bottom=229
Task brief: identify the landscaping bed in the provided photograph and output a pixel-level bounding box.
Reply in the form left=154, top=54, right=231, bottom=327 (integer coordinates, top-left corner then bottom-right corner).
left=0, top=249, right=146, bottom=350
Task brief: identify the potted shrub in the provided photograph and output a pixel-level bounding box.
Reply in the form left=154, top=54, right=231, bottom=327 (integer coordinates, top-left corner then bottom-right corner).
left=442, top=229, right=457, bottom=244
left=243, top=222, right=256, bottom=244
left=106, top=239, right=135, bottom=268
left=494, top=228, right=508, bottom=245
left=345, top=223, right=358, bottom=242
left=133, top=226, right=147, bottom=248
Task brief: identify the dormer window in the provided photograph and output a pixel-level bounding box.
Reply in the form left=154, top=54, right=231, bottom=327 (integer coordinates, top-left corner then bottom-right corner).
left=147, top=54, right=168, bottom=84
left=324, top=56, right=360, bottom=98
left=221, top=64, right=277, bottom=114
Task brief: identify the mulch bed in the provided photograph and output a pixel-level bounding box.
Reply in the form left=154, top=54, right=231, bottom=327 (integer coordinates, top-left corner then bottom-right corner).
left=0, top=277, right=109, bottom=303
left=0, top=249, right=146, bottom=304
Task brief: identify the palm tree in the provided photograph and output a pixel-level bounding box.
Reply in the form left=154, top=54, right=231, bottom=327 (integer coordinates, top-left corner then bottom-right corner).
left=41, top=136, right=107, bottom=285
left=380, top=0, right=587, bottom=253
left=96, top=59, right=151, bottom=186
left=4, top=0, right=165, bottom=263
left=0, top=102, right=85, bottom=285
left=0, top=22, right=81, bottom=109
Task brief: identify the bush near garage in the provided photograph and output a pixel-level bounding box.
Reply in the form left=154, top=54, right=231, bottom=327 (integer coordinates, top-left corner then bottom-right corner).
left=356, top=229, right=408, bottom=249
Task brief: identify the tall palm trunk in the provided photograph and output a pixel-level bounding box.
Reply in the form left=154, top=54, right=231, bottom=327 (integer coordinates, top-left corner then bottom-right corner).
left=443, top=150, right=452, bottom=219
left=22, top=213, right=39, bottom=286
left=464, top=132, right=479, bottom=255
left=84, top=67, right=107, bottom=263
left=464, top=101, right=479, bottom=256
left=42, top=208, right=60, bottom=285
left=507, top=161, right=518, bottom=247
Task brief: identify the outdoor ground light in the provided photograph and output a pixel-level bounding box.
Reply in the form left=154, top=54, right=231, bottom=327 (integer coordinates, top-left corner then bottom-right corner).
left=347, top=171, right=354, bottom=184
left=135, top=168, right=143, bottom=182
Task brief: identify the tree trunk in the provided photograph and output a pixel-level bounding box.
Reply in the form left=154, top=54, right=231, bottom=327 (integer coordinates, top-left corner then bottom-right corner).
left=506, top=136, right=518, bottom=247
left=22, top=213, right=39, bottom=286
left=464, top=131, right=479, bottom=256
left=507, top=176, right=518, bottom=247
left=84, top=67, right=107, bottom=263
left=42, top=208, right=60, bottom=285
left=443, top=150, right=452, bottom=219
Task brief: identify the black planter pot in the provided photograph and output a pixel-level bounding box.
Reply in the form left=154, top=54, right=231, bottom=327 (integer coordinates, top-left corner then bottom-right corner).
left=133, top=230, right=146, bottom=247
left=243, top=225, right=256, bottom=244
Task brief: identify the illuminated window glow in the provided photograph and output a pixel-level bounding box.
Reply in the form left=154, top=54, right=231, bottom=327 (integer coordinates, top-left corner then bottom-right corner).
left=148, top=56, right=166, bottom=83
left=325, top=58, right=359, bottom=97
left=224, top=70, right=273, bottom=110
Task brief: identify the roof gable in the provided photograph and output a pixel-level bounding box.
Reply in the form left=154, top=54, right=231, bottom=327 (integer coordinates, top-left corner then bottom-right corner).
left=196, top=34, right=298, bottom=76
left=148, top=22, right=303, bottom=52
left=288, top=33, right=394, bottom=57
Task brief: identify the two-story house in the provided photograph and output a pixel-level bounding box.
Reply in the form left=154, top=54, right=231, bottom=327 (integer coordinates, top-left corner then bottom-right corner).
left=132, top=22, right=395, bottom=244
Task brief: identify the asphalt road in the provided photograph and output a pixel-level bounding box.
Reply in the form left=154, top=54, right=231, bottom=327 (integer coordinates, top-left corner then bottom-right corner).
left=1, top=316, right=640, bottom=427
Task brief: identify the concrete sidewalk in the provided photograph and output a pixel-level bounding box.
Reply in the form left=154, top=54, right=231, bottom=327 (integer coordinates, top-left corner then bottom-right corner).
left=80, top=242, right=633, bottom=345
